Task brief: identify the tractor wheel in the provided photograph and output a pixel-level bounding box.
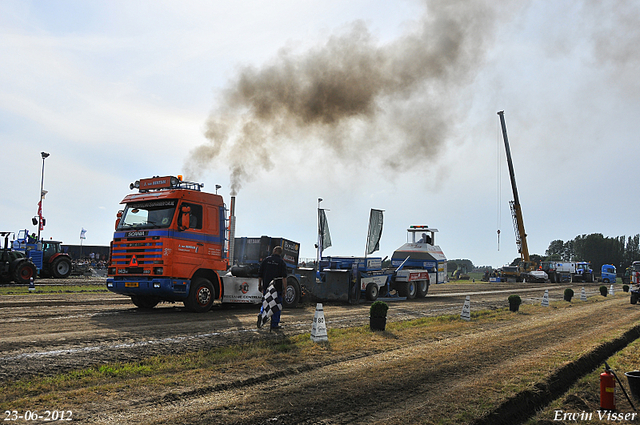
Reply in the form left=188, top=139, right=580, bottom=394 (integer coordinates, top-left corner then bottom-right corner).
left=365, top=283, right=379, bottom=301
left=416, top=280, right=429, bottom=298
left=283, top=276, right=301, bottom=309
left=399, top=281, right=417, bottom=299
left=13, top=261, right=37, bottom=284
left=131, top=296, right=159, bottom=309
left=51, top=257, right=72, bottom=278
left=185, top=278, right=215, bottom=313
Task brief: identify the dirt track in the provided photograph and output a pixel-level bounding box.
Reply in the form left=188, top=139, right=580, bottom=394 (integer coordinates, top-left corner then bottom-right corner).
left=2, top=280, right=637, bottom=424
left=0, top=280, right=574, bottom=381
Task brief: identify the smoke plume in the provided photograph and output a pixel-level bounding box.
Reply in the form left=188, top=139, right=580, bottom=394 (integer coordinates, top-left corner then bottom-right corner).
left=185, top=0, right=506, bottom=194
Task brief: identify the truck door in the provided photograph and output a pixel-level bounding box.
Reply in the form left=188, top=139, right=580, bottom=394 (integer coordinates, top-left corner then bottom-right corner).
left=174, top=202, right=205, bottom=278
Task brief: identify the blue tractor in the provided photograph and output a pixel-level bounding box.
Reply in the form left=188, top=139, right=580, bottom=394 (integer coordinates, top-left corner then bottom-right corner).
left=1, top=232, right=37, bottom=284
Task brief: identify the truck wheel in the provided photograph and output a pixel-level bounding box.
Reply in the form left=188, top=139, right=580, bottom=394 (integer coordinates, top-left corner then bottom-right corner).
left=131, top=296, right=159, bottom=309
left=51, top=257, right=72, bottom=278
left=365, top=283, right=379, bottom=301
left=416, top=280, right=429, bottom=298
left=631, top=293, right=639, bottom=305
left=185, top=278, right=214, bottom=312
left=13, top=261, right=37, bottom=284
left=399, top=281, right=417, bottom=299
left=603, top=278, right=610, bottom=284
left=283, top=276, right=300, bottom=308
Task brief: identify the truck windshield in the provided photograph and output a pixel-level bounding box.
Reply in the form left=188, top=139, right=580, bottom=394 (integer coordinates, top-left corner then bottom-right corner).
left=118, top=200, right=177, bottom=230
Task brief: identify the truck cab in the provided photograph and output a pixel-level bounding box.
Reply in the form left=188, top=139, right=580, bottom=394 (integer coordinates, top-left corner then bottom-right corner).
left=601, top=264, right=616, bottom=283
left=107, top=176, right=228, bottom=312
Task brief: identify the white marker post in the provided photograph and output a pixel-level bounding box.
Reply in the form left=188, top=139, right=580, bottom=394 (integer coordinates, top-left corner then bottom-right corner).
left=460, top=296, right=471, bottom=321
left=541, top=289, right=550, bottom=307
left=311, top=303, right=328, bottom=342
left=580, top=287, right=587, bottom=301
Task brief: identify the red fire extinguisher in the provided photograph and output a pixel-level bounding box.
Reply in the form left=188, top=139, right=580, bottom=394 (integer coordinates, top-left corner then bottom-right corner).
left=601, top=364, right=616, bottom=410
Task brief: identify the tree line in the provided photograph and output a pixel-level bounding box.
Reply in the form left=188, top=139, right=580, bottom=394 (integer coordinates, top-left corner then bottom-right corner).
left=534, top=233, right=640, bottom=275
left=447, top=233, right=640, bottom=276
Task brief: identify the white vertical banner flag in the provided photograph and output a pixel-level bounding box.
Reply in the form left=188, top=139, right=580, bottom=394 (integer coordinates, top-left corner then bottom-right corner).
left=318, top=209, right=332, bottom=253
left=366, top=209, right=384, bottom=255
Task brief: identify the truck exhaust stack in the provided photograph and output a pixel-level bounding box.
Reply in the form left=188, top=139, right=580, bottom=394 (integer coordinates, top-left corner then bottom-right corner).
left=229, top=195, right=236, bottom=267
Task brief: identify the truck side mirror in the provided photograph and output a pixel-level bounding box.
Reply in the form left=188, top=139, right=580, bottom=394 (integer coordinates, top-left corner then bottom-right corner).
left=32, top=217, right=38, bottom=226
left=115, top=210, right=123, bottom=230
left=180, top=205, right=191, bottom=231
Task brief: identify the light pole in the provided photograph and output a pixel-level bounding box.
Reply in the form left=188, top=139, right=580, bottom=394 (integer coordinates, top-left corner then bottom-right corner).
left=37, top=152, right=50, bottom=241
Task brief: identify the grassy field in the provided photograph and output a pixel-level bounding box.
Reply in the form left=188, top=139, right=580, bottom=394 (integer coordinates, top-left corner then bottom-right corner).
left=0, top=307, right=533, bottom=412
left=529, top=336, right=640, bottom=424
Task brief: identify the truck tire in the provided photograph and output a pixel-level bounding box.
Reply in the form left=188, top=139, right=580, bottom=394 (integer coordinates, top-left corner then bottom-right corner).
left=365, top=283, right=379, bottom=301
left=131, top=296, right=160, bottom=309
left=399, top=281, right=417, bottom=299
left=631, top=293, right=639, bottom=305
left=416, top=280, right=429, bottom=298
left=185, top=278, right=214, bottom=313
left=283, top=276, right=301, bottom=309
left=51, top=257, right=72, bottom=278
left=13, top=260, right=37, bottom=284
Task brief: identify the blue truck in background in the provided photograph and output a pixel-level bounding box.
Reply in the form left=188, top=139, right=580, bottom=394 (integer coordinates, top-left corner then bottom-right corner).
left=601, top=264, right=616, bottom=283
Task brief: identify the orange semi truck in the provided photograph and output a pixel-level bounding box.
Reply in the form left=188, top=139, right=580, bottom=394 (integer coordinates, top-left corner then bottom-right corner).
left=106, top=175, right=303, bottom=313
left=107, top=176, right=228, bottom=312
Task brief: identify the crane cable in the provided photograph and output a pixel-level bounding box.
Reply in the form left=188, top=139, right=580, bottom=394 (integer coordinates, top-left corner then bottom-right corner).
left=497, top=116, right=502, bottom=251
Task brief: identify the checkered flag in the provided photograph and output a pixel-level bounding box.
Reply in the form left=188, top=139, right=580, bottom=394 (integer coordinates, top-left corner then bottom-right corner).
left=260, top=283, right=282, bottom=327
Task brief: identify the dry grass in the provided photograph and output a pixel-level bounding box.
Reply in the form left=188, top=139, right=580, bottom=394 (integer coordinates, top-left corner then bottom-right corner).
left=529, top=336, right=640, bottom=424
left=2, top=293, right=638, bottom=424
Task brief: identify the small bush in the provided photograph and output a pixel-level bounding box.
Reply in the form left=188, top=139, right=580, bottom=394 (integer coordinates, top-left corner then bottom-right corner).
left=508, top=294, right=522, bottom=306
left=369, top=301, right=389, bottom=318
left=623, top=285, right=630, bottom=293
left=599, top=285, right=608, bottom=296
left=508, top=295, right=521, bottom=312
left=564, top=288, right=574, bottom=301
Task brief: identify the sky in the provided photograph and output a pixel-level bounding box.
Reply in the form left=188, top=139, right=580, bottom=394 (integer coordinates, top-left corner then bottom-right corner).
left=1, top=0, right=639, bottom=268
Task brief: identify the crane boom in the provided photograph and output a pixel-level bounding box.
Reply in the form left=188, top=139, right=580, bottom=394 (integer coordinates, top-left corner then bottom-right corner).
left=497, top=110, right=530, bottom=262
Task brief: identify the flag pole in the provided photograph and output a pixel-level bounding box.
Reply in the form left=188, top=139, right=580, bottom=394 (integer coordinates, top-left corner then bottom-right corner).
left=316, top=198, right=322, bottom=266
left=365, top=210, right=370, bottom=259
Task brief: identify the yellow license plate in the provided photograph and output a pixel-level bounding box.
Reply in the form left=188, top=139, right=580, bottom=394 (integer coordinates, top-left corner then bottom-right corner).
left=125, top=282, right=139, bottom=288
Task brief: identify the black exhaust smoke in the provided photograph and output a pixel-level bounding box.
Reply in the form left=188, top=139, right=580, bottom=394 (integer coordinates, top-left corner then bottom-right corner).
left=184, top=0, right=515, bottom=192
